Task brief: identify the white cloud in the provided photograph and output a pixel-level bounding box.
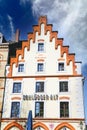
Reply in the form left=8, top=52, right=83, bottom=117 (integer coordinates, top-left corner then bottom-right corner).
left=31, top=0, right=87, bottom=64
left=19, top=0, right=31, bottom=5
left=7, top=15, right=15, bottom=40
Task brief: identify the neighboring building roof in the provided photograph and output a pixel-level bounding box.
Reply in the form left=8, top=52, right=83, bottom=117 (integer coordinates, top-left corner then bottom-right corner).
left=0, top=33, right=7, bottom=43
left=8, top=41, right=22, bottom=64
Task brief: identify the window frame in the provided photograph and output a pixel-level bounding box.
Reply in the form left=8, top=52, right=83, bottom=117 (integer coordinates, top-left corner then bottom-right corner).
left=37, top=63, right=44, bottom=72
left=35, top=102, right=44, bottom=117
left=12, top=82, right=22, bottom=93
left=60, top=101, right=69, bottom=118
left=58, top=62, right=65, bottom=71
left=36, top=81, right=44, bottom=92
left=11, top=102, right=20, bottom=118
left=18, top=63, right=24, bottom=72
left=38, top=43, right=44, bottom=52
left=59, top=81, right=68, bottom=92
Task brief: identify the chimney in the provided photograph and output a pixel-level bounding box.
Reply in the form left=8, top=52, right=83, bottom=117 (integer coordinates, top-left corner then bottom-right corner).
left=15, top=29, right=20, bottom=42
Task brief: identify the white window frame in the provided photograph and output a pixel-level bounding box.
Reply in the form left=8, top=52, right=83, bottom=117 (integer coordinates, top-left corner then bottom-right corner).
left=35, top=101, right=44, bottom=117
left=59, top=100, right=71, bottom=118
left=38, top=43, right=44, bottom=52
left=12, top=82, right=22, bottom=93
left=35, top=81, right=44, bottom=93
left=58, top=62, right=65, bottom=71
left=18, top=63, right=25, bottom=72
left=59, top=81, right=68, bottom=92
left=37, top=63, right=44, bottom=72
left=10, top=101, right=20, bottom=118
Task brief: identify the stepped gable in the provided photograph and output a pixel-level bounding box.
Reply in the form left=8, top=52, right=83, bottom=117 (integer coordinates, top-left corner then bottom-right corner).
left=8, top=16, right=78, bottom=77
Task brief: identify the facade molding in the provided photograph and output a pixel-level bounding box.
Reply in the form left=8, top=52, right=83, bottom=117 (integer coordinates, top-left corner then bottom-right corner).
left=33, top=122, right=49, bottom=130
left=59, top=96, right=70, bottom=100
left=54, top=122, right=75, bottom=130
left=11, top=97, right=21, bottom=100
left=4, top=122, right=24, bottom=130
left=2, top=118, right=85, bottom=121
left=6, top=75, right=83, bottom=79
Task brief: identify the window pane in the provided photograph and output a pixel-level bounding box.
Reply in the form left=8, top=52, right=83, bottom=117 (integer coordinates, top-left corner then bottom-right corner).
left=59, top=82, right=68, bottom=92
left=11, top=102, right=20, bottom=118
left=38, top=43, right=44, bottom=51
left=37, top=63, right=44, bottom=71
left=36, top=82, right=44, bottom=92
left=35, top=102, right=44, bottom=117
left=18, top=64, right=24, bottom=72
left=60, top=102, right=69, bottom=117
left=58, top=63, right=64, bottom=71
left=13, top=83, right=21, bottom=93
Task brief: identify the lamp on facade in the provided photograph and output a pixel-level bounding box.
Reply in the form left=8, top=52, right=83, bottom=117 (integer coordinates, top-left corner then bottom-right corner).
left=80, top=121, right=83, bottom=130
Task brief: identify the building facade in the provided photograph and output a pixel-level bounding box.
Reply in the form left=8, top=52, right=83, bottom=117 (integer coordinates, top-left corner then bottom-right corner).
left=0, top=33, right=9, bottom=119
left=1, top=16, right=85, bottom=130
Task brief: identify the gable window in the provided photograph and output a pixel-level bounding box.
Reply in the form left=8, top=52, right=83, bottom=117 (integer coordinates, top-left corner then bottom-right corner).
left=35, top=102, right=44, bottom=117
left=58, top=63, right=64, bottom=71
left=36, top=82, right=44, bottom=92
left=38, top=43, right=44, bottom=52
left=60, top=102, right=69, bottom=118
left=11, top=102, right=20, bottom=118
left=37, top=63, right=44, bottom=72
left=18, top=64, right=24, bottom=72
left=13, top=82, right=21, bottom=93
left=59, top=81, right=68, bottom=92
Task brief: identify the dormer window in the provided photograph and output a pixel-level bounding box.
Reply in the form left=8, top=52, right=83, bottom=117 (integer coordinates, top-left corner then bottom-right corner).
left=38, top=43, right=44, bottom=52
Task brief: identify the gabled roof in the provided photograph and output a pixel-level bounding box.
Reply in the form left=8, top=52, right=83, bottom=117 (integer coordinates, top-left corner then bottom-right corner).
left=7, top=16, right=82, bottom=77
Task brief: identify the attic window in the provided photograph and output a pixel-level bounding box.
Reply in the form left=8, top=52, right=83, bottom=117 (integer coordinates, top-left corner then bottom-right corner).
left=58, top=63, right=64, bottom=71
left=38, top=43, right=44, bottom=52
left=18, top=64, right=24, bottom=72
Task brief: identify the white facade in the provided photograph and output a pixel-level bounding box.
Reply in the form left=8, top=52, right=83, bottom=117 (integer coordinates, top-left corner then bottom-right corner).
left=1, top=16, right=85, bottom=130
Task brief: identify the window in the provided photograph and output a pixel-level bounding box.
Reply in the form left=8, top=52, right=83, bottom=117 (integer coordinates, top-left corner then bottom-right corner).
left=60, top=128, right=67, bottom=130
left=38, top=43, right=44, bottom=52
left=58, top=63, right=64, bottom=71
left=60, top=102, right=69, bottom=117
left=59, top=81, right=68, bottom=92
left=63, top=128, right=67, bottom=130
left=35, top=102, right=44, bottom=117
left=18, top=64, right=24, bottom=72
left=37, top=127, right=41, bottom=130
left=37, top=63, right=44, bottom=72
left=13, top=82, right=21, bottom=93
left=11, top=102, right=20, bottom=118
left=36, top=82, right=44, bottom=92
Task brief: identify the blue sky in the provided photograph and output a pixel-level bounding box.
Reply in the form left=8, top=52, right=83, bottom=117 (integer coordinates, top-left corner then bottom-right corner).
left=0, top=0, right=87, bottom=123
